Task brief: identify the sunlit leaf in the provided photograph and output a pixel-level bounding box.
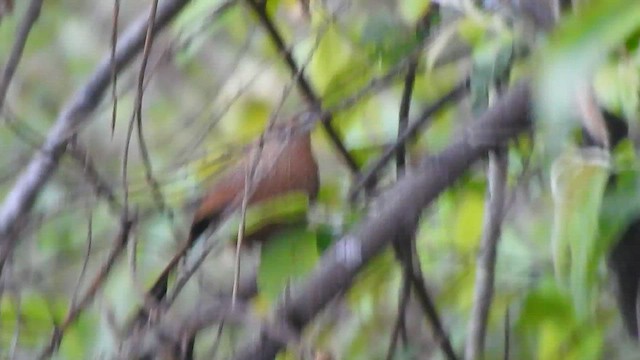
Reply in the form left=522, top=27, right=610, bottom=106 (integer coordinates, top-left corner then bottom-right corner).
left=257, top=225, right=318, bottom=304
left=398, top=0, right=432, bottom=25
left=310, top=25, right=353, bottom=93
left=453, top=190, right=485, bottom=253
left=550, top=147, right=610, bottom=315
left=594, top=60, right=640, bottom=119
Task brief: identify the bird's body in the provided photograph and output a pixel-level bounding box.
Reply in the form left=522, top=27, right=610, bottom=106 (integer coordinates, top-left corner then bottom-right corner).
left=189, top=117, right=319, bottom=244
left=170, top=115, right=320, bottom=359
left=143, top=113, right=320, bottom=307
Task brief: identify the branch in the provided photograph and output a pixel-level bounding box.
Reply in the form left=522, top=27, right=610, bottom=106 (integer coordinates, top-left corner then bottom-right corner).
left=393, top=235, right=458, bottom=360
left=406, top=251, right=457, bottom=360
left=465, top=148, right=509, bottom=360
left=385, top=274, right=410, bottom=360
left=349, top=78, right=470, bottom=201
left=232, top=81, right=532, bottom=360
left=244, top=0, right=359, bottom=174
left=0, top=0, right=44, bottom=112
left=396, top=61, right=418, bottom=176
left=125, top=297, right=251, bottom=359
left=0, top=0, right=192, bottom=273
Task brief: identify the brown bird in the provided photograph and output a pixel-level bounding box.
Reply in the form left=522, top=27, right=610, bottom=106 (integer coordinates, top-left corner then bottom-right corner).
left=189, top=112, right=320, bottom=244
left=145, top=110, right=320, bottom=305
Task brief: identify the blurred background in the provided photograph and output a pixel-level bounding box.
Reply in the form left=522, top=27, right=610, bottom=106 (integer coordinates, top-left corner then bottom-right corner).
left=1, top=0, right=640, bottom=359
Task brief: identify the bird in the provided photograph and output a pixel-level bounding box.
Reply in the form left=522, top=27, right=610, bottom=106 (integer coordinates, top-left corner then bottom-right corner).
left=130, top=111, right=320, bottom=360
left=146, top=111, right=321, bottom=302
left=188, top=112, right=320, bottom=246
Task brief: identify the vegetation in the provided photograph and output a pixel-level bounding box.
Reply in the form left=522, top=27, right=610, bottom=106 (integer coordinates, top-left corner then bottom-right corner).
left=0, top=0, right=639, bottom=359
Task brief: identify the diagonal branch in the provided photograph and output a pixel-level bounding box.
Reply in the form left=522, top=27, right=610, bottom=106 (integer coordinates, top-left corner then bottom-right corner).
left=0, top=0, right=44, bottom=112
left=232, top=81, right=531, bottom=360
left=0, top=0, right=192, bottom=274
left=244, top=0, right=359, bottom=174
left=465, top=148, right=509, bottom=360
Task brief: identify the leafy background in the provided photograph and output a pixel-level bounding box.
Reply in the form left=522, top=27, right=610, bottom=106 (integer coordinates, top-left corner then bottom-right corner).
left=1, top=0, right=640, bottom=359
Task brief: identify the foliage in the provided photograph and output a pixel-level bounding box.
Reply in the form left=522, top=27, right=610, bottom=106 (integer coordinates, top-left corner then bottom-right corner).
left=1, top=0, right=640, bottom=359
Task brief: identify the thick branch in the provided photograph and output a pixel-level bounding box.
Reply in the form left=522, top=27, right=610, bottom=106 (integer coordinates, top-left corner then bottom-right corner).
left=0, top=0, right=191, bottom=270
left=233, top=81, right=532, bottom=360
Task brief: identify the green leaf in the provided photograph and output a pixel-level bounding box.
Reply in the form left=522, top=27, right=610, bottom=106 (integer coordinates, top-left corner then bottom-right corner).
left=550, top=148, right=610, bottom=315
left=257, top=226, right=319, bottom=304
left=360, top=15, right=417, bottom=66
left=594, top=60, right=640, bottom=118
left=453, top=190, right=485, bottom=254
left=469, top=25, right=513, bottom=114
left=398, top=0, right=432, bottom=25
left=315, top=224, right=334, bottom=253
left=310, top=25, right=353, bottom=93
left=244, top=192, right=311, bottom=235
left=1, top=295, right=67, bottom=348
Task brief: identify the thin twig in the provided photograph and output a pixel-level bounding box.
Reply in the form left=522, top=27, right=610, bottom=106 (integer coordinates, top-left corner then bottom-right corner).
left=110, top=0, right=120, bottom=136
left=134, top=0, right=169, bottom=216
left=208, top=320, right=226, bottom=358
left=394, top=0, right=440, bottom=176
left=69, top=210, right=94, bottom=310
left=503, top=306, right=510, bottom=360
left=0, top=0, right=44, bottom=112
left=122, top=105, right=137, bottom=220
left=465, top=149, right=508, bottom=360
left=386, top=42, right=421, bottom=360
left=385, top=274, right=411, bottom=360
left=232, top=147, right=259, bottom=305
left=349, top=78, right=470, bottom=201
left=396, top=61, right=418, bottom=176
left=401, top=240, right=458, bottom=360
left=244, top=0, right=359, bottom=175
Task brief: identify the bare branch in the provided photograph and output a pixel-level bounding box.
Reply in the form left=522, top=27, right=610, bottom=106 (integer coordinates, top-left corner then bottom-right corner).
left=465, top=149, right=509, bottom=360
left=0, top=0, right=192, bottom=274
left=0, top=0, right=44, bottom=112
left=396, top=61, right=418, bottom=177
left=504, top=306, right=510, bottom=360
left=38, top=215, right=137, bottom=359
left=406, top=251, right=457, bottom=360
left=385, top=275, right=410, bottom=360
left=133, top=0, right=168, bottom=216
left=110, top=0, right=120, bottom=136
